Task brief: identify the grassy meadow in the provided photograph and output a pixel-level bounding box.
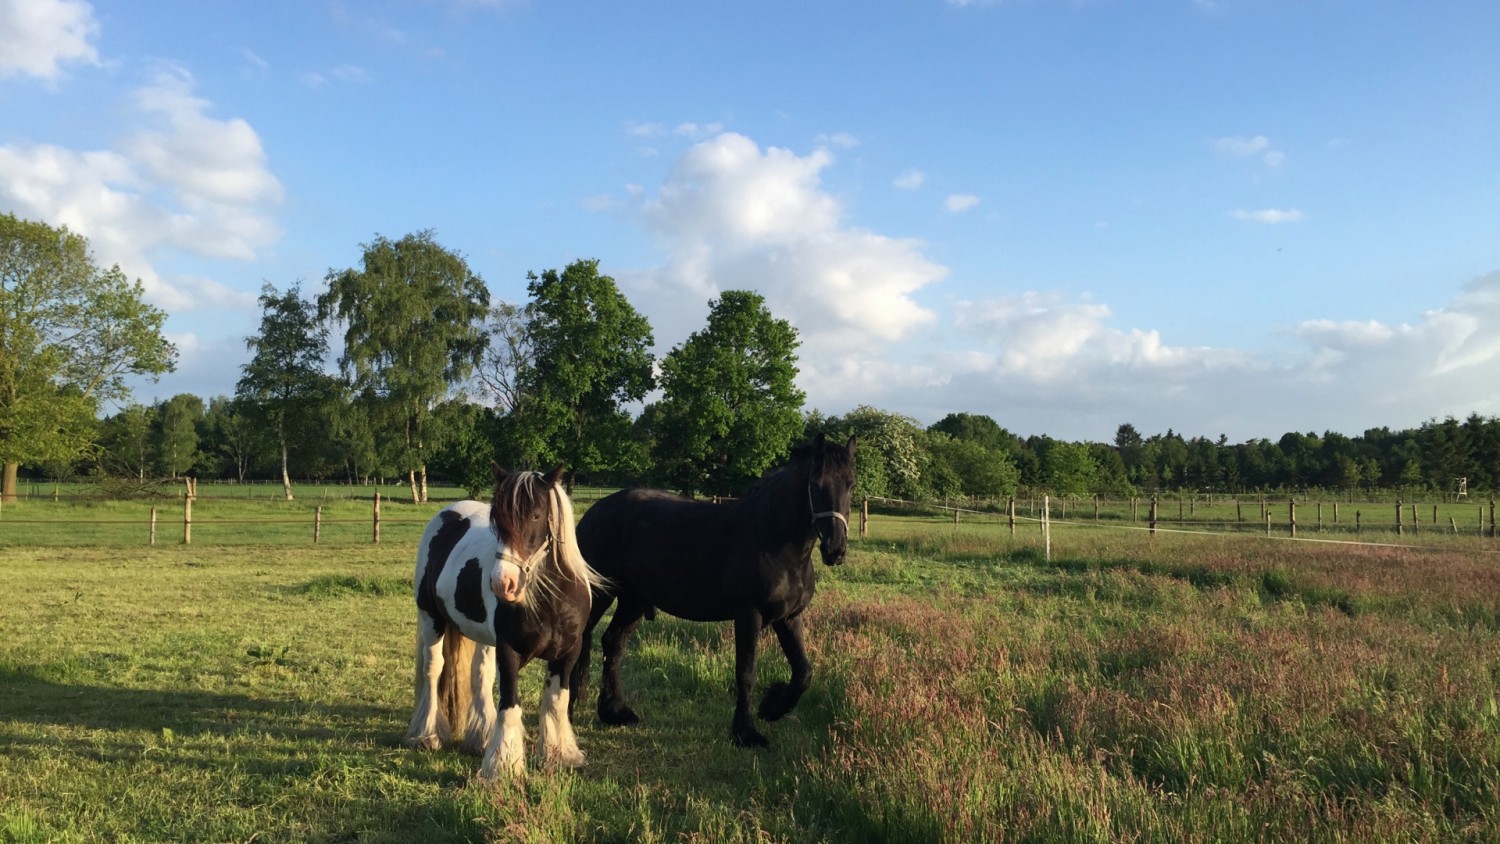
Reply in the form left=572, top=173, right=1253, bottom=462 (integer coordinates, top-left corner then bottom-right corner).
left=2, top=499, right=1499, bottom=842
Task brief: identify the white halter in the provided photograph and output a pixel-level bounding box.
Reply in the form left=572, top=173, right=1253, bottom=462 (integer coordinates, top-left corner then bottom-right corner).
left=808, top=481, right=848, bottom=527
left=498, top=539, right=550, bottom=575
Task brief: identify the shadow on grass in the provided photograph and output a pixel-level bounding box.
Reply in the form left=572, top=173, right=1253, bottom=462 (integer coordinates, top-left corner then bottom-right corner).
left=0, top=663, right=397, bottom=743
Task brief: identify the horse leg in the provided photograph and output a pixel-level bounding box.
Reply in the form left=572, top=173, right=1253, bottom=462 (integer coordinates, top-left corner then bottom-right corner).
left=461, top=643, right=497, bottom=756
left=479, top=646, right=526, bottom=781
left=731, top=610, right=769, bottom=747
left=597, top=596, right=648, bottom=727
left=568, top=591, right=615, bottom=720
left=403, top=613, right=447, bottom=750
left=758, top=614, right=811, bottom=722
left=535, top=658, right=586, bottom=769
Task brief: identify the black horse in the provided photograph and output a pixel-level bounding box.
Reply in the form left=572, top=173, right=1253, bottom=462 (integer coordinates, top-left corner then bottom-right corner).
left=571, top=433, right=857, bottom=747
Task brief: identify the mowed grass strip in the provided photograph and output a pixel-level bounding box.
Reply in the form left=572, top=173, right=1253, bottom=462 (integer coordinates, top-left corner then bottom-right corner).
left=2, top=521, right=1499, bottom=841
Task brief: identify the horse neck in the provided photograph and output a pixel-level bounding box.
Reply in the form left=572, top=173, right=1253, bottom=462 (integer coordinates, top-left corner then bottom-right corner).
left=747, top=459, right=815, bottom=548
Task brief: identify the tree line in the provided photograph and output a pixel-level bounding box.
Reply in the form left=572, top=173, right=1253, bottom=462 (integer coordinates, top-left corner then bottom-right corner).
left=4, top=214, right=1498, bottom=503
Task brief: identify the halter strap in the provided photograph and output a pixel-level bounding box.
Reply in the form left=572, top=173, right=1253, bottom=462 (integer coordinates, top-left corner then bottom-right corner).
left=499, top=539, right=550, bottom=574
left=807, top=482, right=848, bottom=526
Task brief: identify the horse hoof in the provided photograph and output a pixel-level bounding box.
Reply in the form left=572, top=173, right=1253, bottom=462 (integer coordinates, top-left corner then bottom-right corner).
left=599, top=705, right=640, bottom=727
left=403, top=734, right=443, bottom=751
left=550, top=748, right=587, bottom=769
left=758, top=682, right=794, bottom=721
left=731, top=727, right=770, bottom=748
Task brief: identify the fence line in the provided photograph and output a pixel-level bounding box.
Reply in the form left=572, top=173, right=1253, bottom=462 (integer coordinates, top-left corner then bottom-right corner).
left=861, top=495, right=1500, bottom=555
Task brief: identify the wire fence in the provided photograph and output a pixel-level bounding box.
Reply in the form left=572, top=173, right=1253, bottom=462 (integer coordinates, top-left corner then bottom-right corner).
left=858, top=494, right=1500, bottom=558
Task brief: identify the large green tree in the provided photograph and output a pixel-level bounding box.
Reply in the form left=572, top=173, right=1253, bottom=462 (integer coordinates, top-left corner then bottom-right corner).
left=238, top=283, right=333, bottom=499
left=319, top=231, right=489, bottom=501
left=0, top=214, right=177, bottom=500
left=651, top=290, right=805, bottom=495
left=514, top=259, right=654, bottom=486
left=156, top=393, right=204, bottom=479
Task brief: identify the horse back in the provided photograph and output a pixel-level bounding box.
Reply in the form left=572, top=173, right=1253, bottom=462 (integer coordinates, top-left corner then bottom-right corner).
left=577, top=488, right=808, bottom=623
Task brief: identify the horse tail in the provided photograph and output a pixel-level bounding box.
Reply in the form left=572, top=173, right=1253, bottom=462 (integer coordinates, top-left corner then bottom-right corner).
left=437, top=628, right=475, bottom=740
left=550, top=483, right=610, bottom=594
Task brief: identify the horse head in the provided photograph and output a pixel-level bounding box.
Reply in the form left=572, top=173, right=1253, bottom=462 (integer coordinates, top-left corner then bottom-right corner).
left=488, top=462, right=566, bottom=605
left=808, top=434, right=857, bottom=566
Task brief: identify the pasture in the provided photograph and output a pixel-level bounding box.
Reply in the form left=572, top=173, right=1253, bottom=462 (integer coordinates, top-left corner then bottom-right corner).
left=2, top=500, right=1498, bottom=842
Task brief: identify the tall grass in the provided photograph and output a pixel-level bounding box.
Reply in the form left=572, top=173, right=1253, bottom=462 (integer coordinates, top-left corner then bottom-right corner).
left=2, top=515, right=1497, bottom=840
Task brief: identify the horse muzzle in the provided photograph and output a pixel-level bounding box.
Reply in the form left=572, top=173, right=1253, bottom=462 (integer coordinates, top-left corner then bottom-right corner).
left=492, top=560, right=526, bottom=604
left=817, top=525, right=848, bottom=566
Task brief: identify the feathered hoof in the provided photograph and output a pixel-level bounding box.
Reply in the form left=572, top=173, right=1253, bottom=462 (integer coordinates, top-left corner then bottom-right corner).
left=536, top=746, right=587, bottom=770
left=403, top=734, right=443, bottom=751
left=757, top=682, right=796, bottom=721
left=731, top=724, right=770, bottom=748
left=479, top=752, right=526, bottom=782
left=598, top=704, right=640, bottom=727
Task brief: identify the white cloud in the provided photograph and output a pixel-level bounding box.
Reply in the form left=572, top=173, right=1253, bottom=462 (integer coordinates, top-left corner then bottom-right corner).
left=893, top=169, right=925, bottom=190
left=1214, top=134, right=1285, bottom=168
left=0, top=0, right=99, bottom=81
left=945, top=194, right=980, bottom=212
left=0, top=65, right=280, bottom=311
left=817, top=132, right=860, bottom=149
left=300, top=64, right=370, bottom=88
left=628, top=132, right=945, bottom=368
left=674, top=122, right=725, bottom=138
left=626, top=121, right=665, bottom=138
left=856, top=273, right=1500, bottom=442
left=1229, top=208, right=1303, bottom=224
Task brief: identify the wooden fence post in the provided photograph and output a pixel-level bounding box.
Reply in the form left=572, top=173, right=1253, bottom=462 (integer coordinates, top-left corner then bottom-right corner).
left=1396, top=501, right=1403, bottom=536
left=150, top=507, right=157, bottom=546
left=183, top=497, right=192, bottom=545
left=1008, top=497, right=1016, bottom=537
left=315, top=506, right=323, bottom=544
left=1316, top=501, right=1322, bottom=533
left=1043, top=495, right=1051, bottom=562
left=373, top=492, right=381, bottom=544
left=1356, top=511, right=1362, bottom=534
left=1236, top=499, right=1242, bottom=523
left=1289, top=499, right=1297, bottom=537
left=1149, top=497, right=1158, bottom=537
left=860, top=498, right=869, bottom=537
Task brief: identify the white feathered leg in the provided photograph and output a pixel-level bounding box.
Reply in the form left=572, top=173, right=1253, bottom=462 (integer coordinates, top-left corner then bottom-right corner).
left=480, top=704, right=526, bottom=781
left=403, top=618, right=447, bottom=750
left=535, top=674, right=586, bottom=769
left=462, top=643, right=497, bottom=756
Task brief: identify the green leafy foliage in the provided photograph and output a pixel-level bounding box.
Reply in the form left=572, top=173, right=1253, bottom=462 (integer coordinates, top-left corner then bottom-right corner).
left=319, top=231, right=489, bottom=498
left=513, top=259, right=655, bottom=483
left=650, top=290, right=805, bottom=495
left=0, top=214, right=176, bottom=496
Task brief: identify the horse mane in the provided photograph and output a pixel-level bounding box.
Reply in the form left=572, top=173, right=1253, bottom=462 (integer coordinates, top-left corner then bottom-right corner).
left=491, top=471, right=607, bottom=614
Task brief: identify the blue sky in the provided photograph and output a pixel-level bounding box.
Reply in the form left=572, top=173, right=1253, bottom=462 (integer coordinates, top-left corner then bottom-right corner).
left=3, top=0, right=1498, bottom=443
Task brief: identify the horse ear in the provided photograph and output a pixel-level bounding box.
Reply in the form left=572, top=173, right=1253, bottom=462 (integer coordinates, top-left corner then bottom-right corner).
left=491, top=461, right=508, bottom=484
left=813, top=432, right=827, bottom=453
left=845, top=435, right=857, bottom=458
left=544, top=463, right=566, bottom=486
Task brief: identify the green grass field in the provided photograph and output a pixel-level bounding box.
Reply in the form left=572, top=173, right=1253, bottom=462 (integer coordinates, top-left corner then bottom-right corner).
left=2, top=504, right=1498, bottom=841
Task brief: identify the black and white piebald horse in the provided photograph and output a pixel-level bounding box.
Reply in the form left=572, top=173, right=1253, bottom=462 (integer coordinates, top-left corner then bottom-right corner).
left=404, top=464, right=603, bottom=780
left=571, top=434, right=857, bottom=747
